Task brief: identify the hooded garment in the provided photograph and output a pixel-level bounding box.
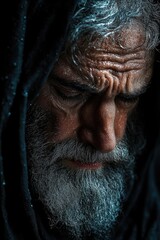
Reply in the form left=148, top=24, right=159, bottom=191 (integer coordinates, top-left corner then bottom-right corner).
left=0, top=0, right=160, bottom=239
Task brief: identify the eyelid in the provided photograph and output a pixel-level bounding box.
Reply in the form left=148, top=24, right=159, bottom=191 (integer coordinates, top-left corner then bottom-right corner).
left=118, top=93, right=140, bottom=99
left=55, top=88, right=83, bottom=100
left=49, top=75, right=97, bottom=93
left=54, top=84, right=80, bottom=94
left=52, top=83, right=88, bottom=102
left=116, top=94, right=139, bottom=103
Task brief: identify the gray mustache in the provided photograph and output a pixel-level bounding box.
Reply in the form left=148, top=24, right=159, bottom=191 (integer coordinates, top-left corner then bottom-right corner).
left=47, top=137, right=130, bottom=165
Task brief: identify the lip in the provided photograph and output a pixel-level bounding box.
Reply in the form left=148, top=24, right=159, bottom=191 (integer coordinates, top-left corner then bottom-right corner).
left=63, top=159, right=103, bottom=170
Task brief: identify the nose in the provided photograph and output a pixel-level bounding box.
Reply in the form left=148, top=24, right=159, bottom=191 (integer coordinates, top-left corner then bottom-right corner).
left=79, top=97, right=117, bottom=152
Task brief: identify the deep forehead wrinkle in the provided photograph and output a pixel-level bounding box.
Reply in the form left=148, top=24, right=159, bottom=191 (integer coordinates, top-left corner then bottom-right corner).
left=51, top=72, right=151, bottom=97
left=86, top=49, right=146, bottom=64
left=53, top=56, right=95, bottom=86
left=52, top=49, right=153, bottom=96
left=71, top=45, right=148, bottom=80
left=67, top=47, right=153, bottom=94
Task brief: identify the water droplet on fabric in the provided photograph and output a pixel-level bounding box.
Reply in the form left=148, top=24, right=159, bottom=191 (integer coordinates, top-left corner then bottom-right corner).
left=23, top=163, right=27, bottom=167
left=23, top=91, right=28, bottom=97
left=2, top=181, right=6, bottom=186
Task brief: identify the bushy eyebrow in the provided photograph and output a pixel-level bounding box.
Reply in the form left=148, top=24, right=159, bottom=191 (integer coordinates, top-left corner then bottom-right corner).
left=51, top=75, right=150, bottom=97
left=118, top=84, right=150, bottom=98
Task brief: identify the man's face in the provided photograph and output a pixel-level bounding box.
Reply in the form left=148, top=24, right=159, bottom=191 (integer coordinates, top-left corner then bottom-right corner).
left=26, top=22, right=153, bottom=240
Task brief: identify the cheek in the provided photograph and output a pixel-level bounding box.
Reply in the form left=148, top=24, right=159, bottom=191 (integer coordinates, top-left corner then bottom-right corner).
left=115, top=100, right=139, bottom=140
left=48, top=111, right=79, bottom=142
left=36, top=87, right=80, bottom=142
left=115, top=110, right=128, bottom=140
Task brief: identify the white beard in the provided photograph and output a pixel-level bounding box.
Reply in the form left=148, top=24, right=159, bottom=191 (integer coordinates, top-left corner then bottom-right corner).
left=26, top=106, right=145, bottom=240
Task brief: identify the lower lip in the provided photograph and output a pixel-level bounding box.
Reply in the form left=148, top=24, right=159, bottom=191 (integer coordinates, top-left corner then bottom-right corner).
left=64, top=159, right=103, bottom=170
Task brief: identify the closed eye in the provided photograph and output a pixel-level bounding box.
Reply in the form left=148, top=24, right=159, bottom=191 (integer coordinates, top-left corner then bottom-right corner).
left=116, top=94, right=139, bottom=103
left=115, top=84, right=150, bottom=105
left=54, top=85, right=84, bottom=100
left=48, top=75, right=95, bottom=102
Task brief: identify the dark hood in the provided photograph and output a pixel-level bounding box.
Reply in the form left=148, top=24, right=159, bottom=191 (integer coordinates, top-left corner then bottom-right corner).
left=0, top=0, right=160, bottom=239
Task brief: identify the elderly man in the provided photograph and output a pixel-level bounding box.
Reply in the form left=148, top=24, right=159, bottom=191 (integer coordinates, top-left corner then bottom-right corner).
left=1, top=0, right=160, bottom=239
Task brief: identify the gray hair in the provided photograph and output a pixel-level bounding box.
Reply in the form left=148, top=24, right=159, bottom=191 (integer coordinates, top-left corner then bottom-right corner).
left=67, top=0, right=160, bottom=49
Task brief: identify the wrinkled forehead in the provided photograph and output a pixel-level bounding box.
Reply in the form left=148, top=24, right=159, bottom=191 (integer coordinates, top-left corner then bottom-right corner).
left=62, top=19, right=151, bottom=64
left=53, top=20, right=154, bottom=92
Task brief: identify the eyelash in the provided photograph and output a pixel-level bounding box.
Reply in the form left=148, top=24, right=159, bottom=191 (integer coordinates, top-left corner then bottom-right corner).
left=53, top=84, right=139, bottom=106
left=54, top=86, right=85, bottom=101
left=116, top=95, right=139, bottom=104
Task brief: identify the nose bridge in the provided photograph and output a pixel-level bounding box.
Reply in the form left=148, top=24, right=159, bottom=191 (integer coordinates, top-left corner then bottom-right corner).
left=80, top=97, right=117, bottom=152
left=96, top=99, right=116, bottom=150
left=97, top=98, right=116, bottom=134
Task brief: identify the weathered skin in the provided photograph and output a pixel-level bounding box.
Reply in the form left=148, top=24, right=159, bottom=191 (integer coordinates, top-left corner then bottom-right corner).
left=36, top=21, right=154, bottom=154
